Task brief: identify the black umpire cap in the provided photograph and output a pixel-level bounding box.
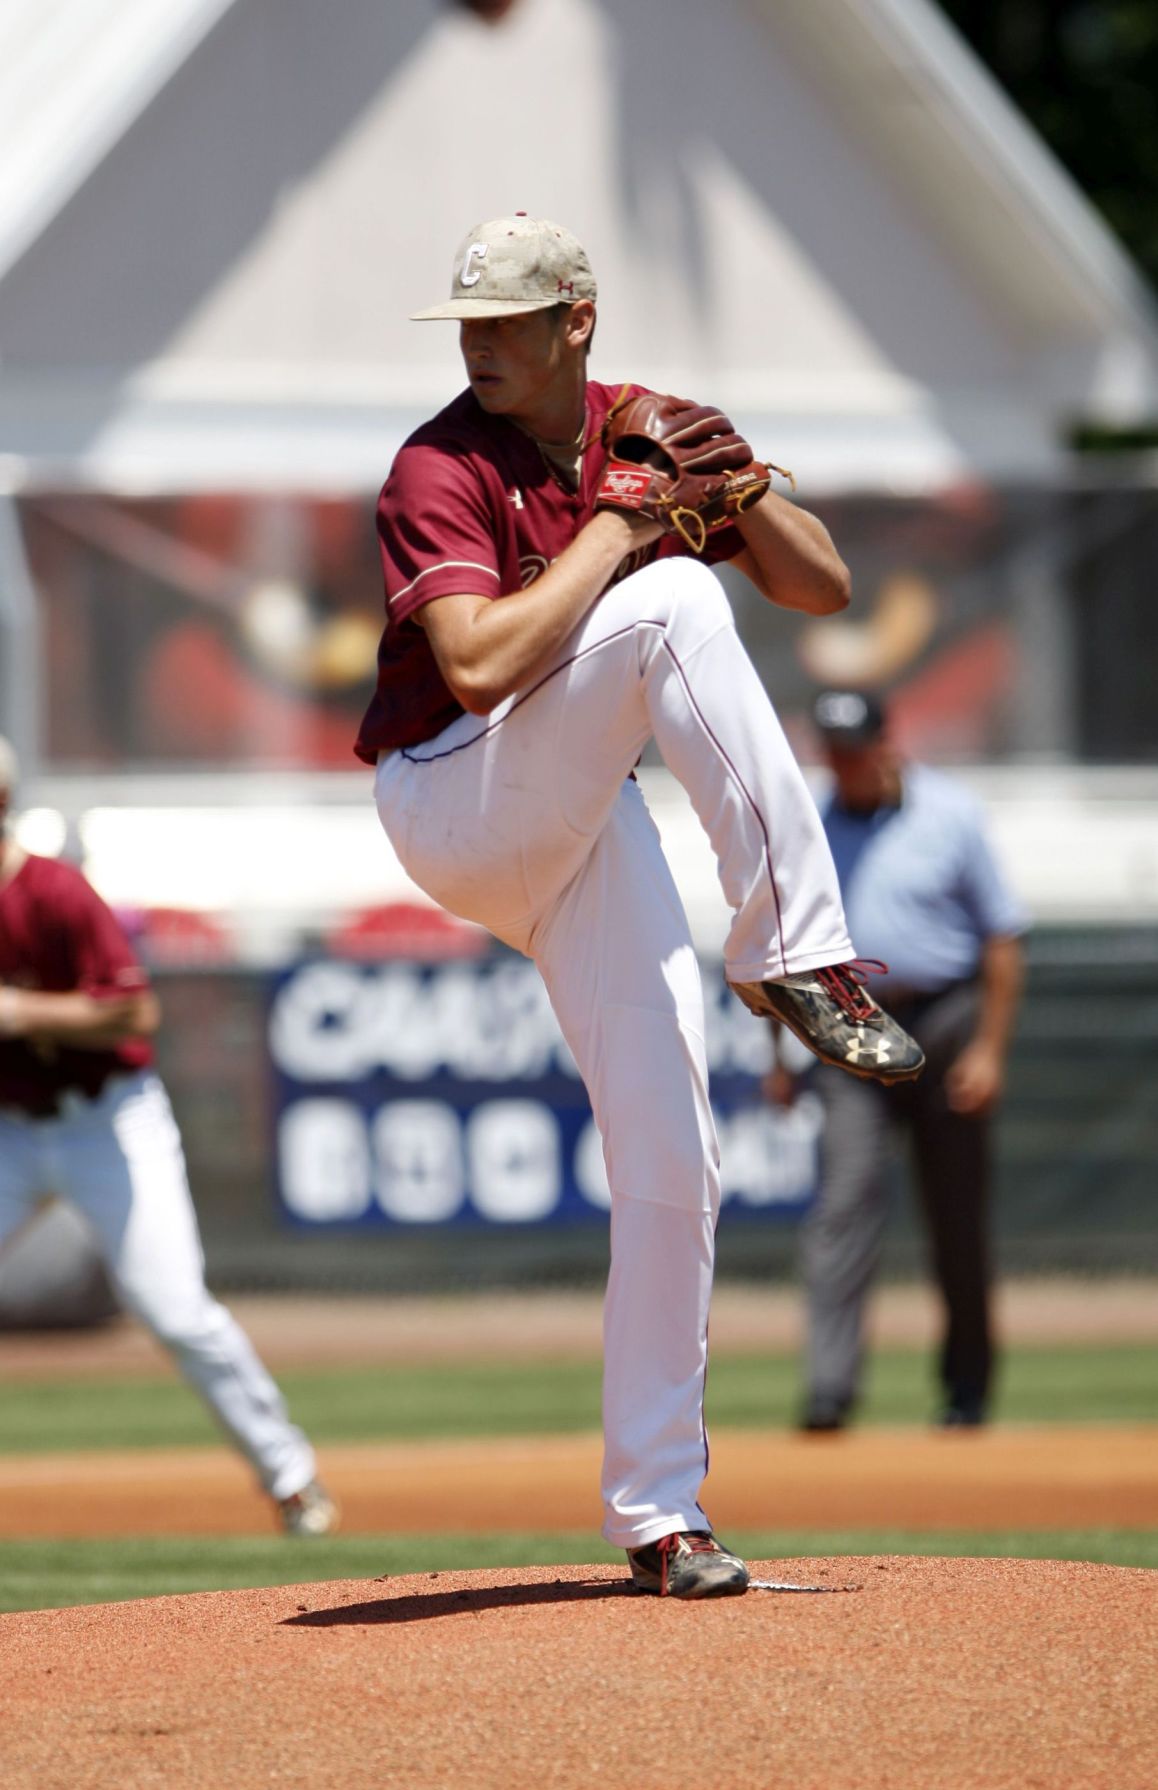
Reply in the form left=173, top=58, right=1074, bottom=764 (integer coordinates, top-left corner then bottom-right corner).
left=811, top=689, right=886, bottom=746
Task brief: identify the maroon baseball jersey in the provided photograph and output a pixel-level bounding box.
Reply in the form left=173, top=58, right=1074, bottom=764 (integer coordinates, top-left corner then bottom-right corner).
left=0, top=853, right=153, bottom=1114
left=354, top=380, right=744, bottom=760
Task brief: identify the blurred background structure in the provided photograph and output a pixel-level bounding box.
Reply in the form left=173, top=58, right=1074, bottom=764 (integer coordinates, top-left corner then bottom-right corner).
left=2, top=0, right=1157, bottom=1299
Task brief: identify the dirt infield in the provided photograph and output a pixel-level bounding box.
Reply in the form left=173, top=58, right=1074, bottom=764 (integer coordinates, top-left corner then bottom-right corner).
left=1, top=1424, right=1155, bottom=1537
left=2, top=1279, right=1156, bottom=1540
left=4, top=1285, right=1156, bottom=1785
left=5, top=1557, right=1157, bottom=1789
left=2, top=1277, right=1155, bottom=1379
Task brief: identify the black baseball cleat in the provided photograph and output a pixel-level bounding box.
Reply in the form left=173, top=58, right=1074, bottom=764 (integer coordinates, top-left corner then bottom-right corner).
left=937, top=1398, right=987, bottom=1429
left=627, top=1530, right=750, bottom=1599
left=798, top=1393, right=853, bottom=1434
left=728, top=960, right=925, bottom=1085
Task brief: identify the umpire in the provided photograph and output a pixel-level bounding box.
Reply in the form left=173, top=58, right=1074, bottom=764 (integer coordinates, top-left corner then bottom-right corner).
left=778, top=690, right=1028, bottom=1430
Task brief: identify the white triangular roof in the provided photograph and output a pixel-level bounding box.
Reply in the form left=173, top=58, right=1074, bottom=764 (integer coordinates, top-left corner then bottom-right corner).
left=1, top=0, right=1155, bottom=493
left=0, top=0, right=237, bottom=284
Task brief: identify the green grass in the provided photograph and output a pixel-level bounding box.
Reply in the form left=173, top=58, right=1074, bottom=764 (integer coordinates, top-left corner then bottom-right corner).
left=709, top=1343, right=1158, bottom=1427
left=0, top=1343, right=1152, bottom=1612
left=1, top=1529, right=1154, bottom=1616
left=0, top=1344, right=1153, bottom=1454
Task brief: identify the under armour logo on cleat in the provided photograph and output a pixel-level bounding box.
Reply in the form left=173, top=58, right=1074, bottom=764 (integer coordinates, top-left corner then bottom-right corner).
left=846, top=1033, right=890, bottom=1064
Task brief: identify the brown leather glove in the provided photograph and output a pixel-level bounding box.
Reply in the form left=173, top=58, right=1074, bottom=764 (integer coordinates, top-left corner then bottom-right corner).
left=594, top=392, right=789, bottom=552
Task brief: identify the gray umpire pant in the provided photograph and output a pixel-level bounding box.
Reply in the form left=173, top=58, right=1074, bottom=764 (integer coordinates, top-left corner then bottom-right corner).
left=799, top=981, right=994, bottom=1415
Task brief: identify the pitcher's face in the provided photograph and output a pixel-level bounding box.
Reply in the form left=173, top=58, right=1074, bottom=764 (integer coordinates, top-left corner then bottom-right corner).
left=460, top=305, right=588, bottom=421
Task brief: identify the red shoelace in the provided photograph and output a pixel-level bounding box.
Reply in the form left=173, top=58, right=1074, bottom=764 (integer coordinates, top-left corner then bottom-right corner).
left=656, top=1532, right=718, bottom=1596
left=815, top=959, right=888, bottom=1024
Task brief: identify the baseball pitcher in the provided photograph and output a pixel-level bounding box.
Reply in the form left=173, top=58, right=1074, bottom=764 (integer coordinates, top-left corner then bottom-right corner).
left=355, top=216, right=923, bottom=1597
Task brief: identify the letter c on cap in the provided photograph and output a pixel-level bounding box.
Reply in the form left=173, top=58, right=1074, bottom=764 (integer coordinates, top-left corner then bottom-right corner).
left=460, top=242, right=489, bottom=288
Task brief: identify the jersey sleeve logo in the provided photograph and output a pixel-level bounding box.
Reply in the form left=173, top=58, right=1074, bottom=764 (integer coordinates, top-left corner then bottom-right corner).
left=460, top=242, right=490, bottom=288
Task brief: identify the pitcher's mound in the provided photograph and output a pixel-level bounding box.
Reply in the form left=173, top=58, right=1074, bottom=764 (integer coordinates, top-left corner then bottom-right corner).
left=5, top=1556, right=1156, bottom=1788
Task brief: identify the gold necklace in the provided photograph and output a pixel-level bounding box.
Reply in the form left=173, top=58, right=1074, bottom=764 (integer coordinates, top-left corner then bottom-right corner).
left=515, top=380, right=632, bottom=456
left=513, top=382, right=633, bottom=492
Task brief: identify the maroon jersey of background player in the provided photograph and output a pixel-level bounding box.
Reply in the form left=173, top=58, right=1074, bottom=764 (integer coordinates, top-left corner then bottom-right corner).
left=0, top=854, right=153, bottom=1113
left=354, top=380, right=743, bottom=760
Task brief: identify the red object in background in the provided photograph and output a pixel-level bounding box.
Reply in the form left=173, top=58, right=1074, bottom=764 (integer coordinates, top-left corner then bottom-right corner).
left=142, top=625, right=364, bottom=768
left=133, top=907, right=235, bottom=966
left=326, top=901, right=489, bottom=961
left=888, top=621, right=1018, bottom=761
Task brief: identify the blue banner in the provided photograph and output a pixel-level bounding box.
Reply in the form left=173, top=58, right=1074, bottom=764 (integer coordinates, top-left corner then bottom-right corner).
left=269, top=955, right=821, bottom=1228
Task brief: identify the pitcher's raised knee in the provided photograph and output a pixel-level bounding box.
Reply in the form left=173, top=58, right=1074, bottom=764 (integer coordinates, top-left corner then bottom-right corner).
left=665, top=554, right=732, bottom=620
left=607, top=555, right=734, bottom=640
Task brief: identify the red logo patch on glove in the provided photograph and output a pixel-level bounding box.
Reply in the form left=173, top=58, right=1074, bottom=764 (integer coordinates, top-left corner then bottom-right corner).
left=595, top=466, right=655, bottom=509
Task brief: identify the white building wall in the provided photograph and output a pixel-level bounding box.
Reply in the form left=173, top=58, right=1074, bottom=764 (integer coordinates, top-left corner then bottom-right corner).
left=2, top=0, right=1154, bottom=492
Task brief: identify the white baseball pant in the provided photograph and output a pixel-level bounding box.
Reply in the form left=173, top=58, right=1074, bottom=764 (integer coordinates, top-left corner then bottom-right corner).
left=0, top=1071, right=317, bottom=1503
left=376, top=556, right=852, bottom=1547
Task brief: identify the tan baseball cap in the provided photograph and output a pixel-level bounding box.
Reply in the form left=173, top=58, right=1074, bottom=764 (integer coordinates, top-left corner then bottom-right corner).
left=411, top=215, right=597, bottom=321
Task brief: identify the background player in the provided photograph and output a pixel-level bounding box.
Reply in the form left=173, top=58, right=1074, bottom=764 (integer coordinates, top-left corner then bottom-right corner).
left=355, top=215, right=922, bottom=1598
left=769, top=690, right=1027, bottom=1430
left=0, top=736, right=336, bottom=1536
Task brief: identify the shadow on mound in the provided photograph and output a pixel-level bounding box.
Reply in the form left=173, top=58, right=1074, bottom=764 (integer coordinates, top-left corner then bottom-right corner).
left=284, top=1575, right=633, bottom=1627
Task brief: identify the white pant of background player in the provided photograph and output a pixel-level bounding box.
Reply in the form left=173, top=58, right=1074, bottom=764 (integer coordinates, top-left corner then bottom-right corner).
left=376, top=556, right=852, bottom=1549
left=0, top=1071, right=317, bottom=1503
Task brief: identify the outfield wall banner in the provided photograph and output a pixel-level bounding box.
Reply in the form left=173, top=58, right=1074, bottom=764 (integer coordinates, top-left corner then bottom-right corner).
left=269, top=957, right=821, bottom=1229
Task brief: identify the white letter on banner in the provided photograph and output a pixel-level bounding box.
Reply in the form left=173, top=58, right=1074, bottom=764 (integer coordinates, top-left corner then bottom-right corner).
left=372, top=1100, right=465, bottom=1222
left=470, top=962, right=562, bottom=1079
left=279, top=1099, right=372, bottom=1221
left=433, top=965, right=502, bottom=1079
left=468, top=1101, right=560, bottom=1221
left=365, top=960, right=572, bottom=1083
left=269, top=963, right=378, bottom=1081
left=434, top=960, right=558, bottom=1082
left=366, top=965, right=443, bottom=1080
left=719, top=1094, right=822, bottom=1207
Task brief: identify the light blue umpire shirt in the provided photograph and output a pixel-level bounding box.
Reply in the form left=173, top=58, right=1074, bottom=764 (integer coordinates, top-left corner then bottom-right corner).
left=821, top=764, right=1029, bottom=996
